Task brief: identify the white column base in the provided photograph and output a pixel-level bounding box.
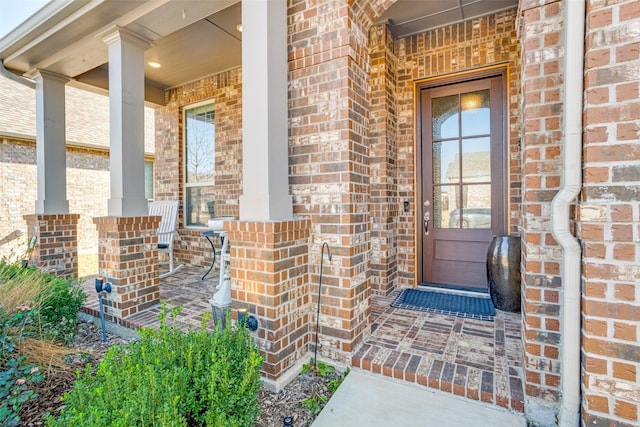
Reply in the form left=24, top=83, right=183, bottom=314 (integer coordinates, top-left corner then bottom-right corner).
left=107, top=197, right=149, bottom=218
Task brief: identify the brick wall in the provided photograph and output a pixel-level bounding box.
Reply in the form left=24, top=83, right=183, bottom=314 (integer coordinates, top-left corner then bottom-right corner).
left=518, top=0, right=564, bottom=414
left=288, top=0, right=522, bottom=363
left=24, top=214, right=80, bottom=279
left=580, top=0, right=640, bottom=424
left=154, top=68, right=243, bottom=267
left=228, top=219, right=311, bottom=381
left=93, top=215, right=161, bottom=321
left=369, top=24, right=400, bottom=295
left=0, top=137, right=37, bottom=256
left=0, top=136, right=109, bottom=260
left=288, top=0, right=373, bottom=362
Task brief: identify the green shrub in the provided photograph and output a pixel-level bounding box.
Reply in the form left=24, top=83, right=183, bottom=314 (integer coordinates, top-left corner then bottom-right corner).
left=48, top=304, right=263, bottom=427
left=0, top=308, right=44, bottom=427
left=38, top=273, right=86, bottom=345
left=0, top=260, right=84, bottom=426
left=0, top=261, right=86, bottom=345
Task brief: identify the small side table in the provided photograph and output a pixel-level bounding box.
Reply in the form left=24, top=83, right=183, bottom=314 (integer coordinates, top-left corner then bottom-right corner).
left=201, top=230, right=225, bottom=281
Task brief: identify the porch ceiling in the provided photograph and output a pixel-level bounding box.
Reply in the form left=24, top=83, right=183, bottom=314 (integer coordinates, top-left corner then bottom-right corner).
left=0, top=0, right=517, bottom=107
left=378, top=0, right=518, bottom=38
left=0, top=0, right=241, bottom=106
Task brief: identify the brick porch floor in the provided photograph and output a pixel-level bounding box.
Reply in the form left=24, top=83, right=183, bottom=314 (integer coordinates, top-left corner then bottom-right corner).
left=81, top=266, right=219, bottom=331
left=352, top=291, right=525, bottom=413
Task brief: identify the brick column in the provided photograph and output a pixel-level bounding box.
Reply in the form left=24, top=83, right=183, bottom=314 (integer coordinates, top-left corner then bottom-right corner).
left=227, top=219, right=311, bottom=385
left=369, top=23, right=399, bottom=295
left=93, top=216, right=160, bottom=322
left=288, top=0, right=372, bottom=368
left=519, top=0, right=564, bottom=422
left=23, top=214, right=80, bottom=280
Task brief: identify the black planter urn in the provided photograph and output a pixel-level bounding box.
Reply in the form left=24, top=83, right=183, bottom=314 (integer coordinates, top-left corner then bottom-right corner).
left=486, top=234, right=521, bottom=312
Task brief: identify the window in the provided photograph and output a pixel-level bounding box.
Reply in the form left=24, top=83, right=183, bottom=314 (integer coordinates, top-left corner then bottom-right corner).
left=144, top=160, right=154, bottom=200
left=184, top=102, right=215, bottom=227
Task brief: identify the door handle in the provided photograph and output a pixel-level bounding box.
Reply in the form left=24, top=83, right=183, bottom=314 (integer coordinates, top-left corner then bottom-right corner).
left=423, top=201, right=430, bottom=235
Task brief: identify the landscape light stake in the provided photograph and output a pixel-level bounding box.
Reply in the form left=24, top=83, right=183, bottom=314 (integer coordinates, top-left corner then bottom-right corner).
left=314, top=242, right=332, bottom=370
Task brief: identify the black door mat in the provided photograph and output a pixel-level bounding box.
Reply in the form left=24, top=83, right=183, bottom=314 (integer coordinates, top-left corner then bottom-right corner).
left=391, top=288, right=495, bottom=321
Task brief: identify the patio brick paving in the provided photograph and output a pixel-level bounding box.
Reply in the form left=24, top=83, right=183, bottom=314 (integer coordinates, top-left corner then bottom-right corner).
left=352, top=292, right=525, bottom=413
left=81, top=266, right=219, bottom=331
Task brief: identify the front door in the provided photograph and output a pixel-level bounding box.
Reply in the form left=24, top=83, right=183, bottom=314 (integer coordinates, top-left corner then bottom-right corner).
left=419, top=74, right=506, bottom=290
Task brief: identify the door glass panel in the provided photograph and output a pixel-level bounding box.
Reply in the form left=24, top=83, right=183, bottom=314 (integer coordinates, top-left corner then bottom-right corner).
left=433, top=140, right=459, bottom=184
left=432, top=95, right=459, bottom=139
left=433, top=185, right=456, bottom=228
left=457, top=184, right=492, bottom=229
left=461, top=137, right=490, bottom=181
left=461, top=89, right=490, bottom=137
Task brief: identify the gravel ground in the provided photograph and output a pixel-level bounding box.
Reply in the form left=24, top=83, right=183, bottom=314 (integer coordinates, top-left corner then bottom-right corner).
left=18, top=319, right=340, bottom=427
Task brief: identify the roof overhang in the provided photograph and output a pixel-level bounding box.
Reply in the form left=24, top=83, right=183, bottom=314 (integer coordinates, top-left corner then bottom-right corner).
left=1, top=0, right=518, bottom=107
left=0, top=0, right=241, bottom=107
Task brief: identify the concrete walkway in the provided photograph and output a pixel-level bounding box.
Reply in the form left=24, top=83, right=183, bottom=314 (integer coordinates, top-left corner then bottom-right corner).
left=312, top=370, right=527, bottom=427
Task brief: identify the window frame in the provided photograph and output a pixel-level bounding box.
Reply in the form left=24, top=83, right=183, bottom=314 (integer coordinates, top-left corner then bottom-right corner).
left=182, top=100, right=216, bottom=229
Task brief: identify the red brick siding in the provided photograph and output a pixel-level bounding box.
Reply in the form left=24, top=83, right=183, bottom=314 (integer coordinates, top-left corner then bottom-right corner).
left=581, top=0, right=640, bottom=424
left=23, top=214, right=79, bottom=279
left=93, top=215, right=160, bottom=321
left=288, top=1, right=372, bottom=362
left=519, top=0, right=564, bottom=409
left=228, top=219, right=311, bottom=380
left=368, top=24, right=400, bottom=295
left=155, top=68, right=243, bottom=267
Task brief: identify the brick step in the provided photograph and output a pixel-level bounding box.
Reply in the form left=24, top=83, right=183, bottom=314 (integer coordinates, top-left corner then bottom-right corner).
left=352, top=349, right=524, bottom=413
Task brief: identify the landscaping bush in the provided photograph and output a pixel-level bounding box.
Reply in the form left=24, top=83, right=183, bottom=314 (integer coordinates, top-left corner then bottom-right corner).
left=48, top=304, right=263, bottom=427
left=0, top=262, right=86, bottom=345
left=0, top=260, right=86, bottom=426
left=0, top=308, right=44, bottom=427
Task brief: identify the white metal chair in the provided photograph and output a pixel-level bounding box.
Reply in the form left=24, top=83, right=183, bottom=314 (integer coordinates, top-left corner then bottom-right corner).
left=149, top=200, right=183, bottom=278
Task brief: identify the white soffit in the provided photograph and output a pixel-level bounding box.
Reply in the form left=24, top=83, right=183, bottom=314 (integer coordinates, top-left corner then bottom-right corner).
left=378, top=0, right=519, bottom=38
left=1, top=0, right=519, bottom=104
left=1, top=0, right=240, bottom=104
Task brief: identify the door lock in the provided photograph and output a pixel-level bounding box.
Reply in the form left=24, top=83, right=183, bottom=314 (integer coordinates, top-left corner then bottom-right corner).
left=423, top=200, right=430, bottom=235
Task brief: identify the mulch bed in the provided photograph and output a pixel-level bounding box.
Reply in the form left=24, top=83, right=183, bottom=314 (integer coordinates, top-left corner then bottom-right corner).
left=18, top=320, right=338, bottom=427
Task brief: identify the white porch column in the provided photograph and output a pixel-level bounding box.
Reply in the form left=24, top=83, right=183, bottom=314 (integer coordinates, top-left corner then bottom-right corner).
left=101, top=27, right=151, bottom=217
left=26, top=69, right=70, bottom=214
left=239, top=0, right=293, bottom=221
